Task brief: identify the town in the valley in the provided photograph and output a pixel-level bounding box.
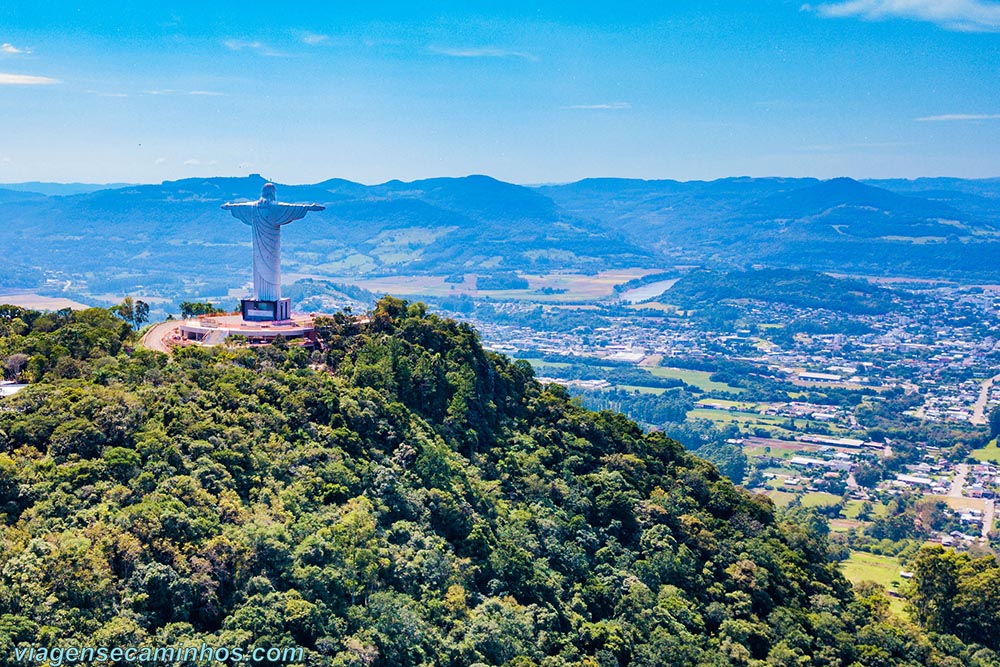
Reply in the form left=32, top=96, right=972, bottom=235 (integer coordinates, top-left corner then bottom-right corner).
left=421, top=271, right=1000, bottom=576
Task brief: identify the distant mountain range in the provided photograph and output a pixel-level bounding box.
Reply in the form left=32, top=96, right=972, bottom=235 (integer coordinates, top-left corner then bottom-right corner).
left=2, top=174, right=999, bottom=300
left=0, top=181, right=137, bottom=196
left=539, top=175, right=1000, bottom=277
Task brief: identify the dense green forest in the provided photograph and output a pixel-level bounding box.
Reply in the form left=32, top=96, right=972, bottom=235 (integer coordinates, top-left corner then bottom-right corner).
left=1, top=300, right=999, bottom=666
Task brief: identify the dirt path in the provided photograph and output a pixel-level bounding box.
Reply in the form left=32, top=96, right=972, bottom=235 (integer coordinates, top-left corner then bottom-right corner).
left=971, top=373, right=1000, bottom=425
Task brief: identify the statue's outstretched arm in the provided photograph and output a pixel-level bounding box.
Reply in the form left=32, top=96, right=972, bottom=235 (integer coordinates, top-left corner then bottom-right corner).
left=222, top=202, right=254, bottom=224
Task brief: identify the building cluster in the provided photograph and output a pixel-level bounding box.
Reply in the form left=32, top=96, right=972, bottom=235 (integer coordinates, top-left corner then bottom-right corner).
left=469, top=284, right=1000, bottom=428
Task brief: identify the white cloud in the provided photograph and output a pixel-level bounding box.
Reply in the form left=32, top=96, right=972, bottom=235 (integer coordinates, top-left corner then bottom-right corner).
left=147, top=89, right=176, bottom=95
left=183, top=159, right=201, bottom=166
left=301, top=32, right=329, bottom=45
left=154, top=158, right=167, bottom=165
left=0, top=72, right=60, bottom=85
left=1, top=43, right=29, bottom=54
left=811, top=0, right=1000, bottom=32
left=916, top=113, right=1000, bottom=120
left=189, top=90, right=224, bottom=96
left=565, top=102, right=632, bottom=110
left=430, top=46, right=537, bottom=61
left=224, top=39, right=286, bottom=57
left=87, top=90, right=128, bottom=97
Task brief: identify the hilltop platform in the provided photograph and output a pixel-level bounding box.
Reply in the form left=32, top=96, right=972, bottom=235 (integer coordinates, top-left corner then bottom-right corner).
left=142, top=313, right=318, bottom=351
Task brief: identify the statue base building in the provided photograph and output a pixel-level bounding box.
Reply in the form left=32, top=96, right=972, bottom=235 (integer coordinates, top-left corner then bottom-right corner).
left=241, top=297, right=292, bottom=322
left=176, top=313, right=317, bottom=347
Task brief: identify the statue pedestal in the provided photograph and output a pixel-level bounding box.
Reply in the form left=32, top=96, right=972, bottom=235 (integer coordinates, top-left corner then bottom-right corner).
left=241, top=298, right=292, bottom=322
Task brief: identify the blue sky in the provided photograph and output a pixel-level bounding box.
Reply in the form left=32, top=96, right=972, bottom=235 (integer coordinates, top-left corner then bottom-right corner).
left=1, top=0, right=998, bottom=184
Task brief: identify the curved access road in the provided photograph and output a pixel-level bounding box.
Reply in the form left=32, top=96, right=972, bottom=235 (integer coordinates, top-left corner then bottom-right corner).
left=140, top=320, right=183, bottom=353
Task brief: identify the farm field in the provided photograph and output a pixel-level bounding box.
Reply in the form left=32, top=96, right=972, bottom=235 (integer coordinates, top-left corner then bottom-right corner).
left=485, top=269, right=656, bottom=301
left=326, top=268, right=660, bottom=302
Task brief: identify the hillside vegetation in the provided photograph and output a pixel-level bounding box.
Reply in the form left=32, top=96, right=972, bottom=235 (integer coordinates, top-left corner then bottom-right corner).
left=661, top=269, right=906, bottom=315
left=0, top=300, right=998, bottom=666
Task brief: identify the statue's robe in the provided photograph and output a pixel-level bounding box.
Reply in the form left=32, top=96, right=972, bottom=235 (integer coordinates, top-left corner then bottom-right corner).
left=225, top=200, right=314, bottom=301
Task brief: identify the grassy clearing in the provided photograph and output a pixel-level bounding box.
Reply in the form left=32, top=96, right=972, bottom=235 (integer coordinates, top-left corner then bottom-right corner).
left=799, top=492, right=842, bottom=508
left=687, top=409, right=805, bottom=431
left=487, top=269, right=657, bottom=302
left=763, top=490, right=798, bottom=507
left=0, top=293, right=91, bottom=310
left=626, top=302, right=675, bottom=312
left=829, top=519, right=861, bottom=533
left=840, top=551, right=908, bottom=618
left=340, top=274, right=459, bottom=297
left=970, top=438, right=1000, bottom=463
left=646, top=366, right=741, bottom=393
left=745, top=446, right=798, bottom=460
left=519, top=358, right=574, bottom=369
left=761, top=466, right=795, bottom=476
left=843, top=499, right=888, bottom=520
left=926, top=494, right=990, bottom=513
left=611, top=385, right=671, bottom=395
left=696, top=398, right=763, bottom=410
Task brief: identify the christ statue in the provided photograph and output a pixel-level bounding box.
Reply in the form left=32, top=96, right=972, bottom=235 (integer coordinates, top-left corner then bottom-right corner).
left=222, top=183, right=325, bottom=302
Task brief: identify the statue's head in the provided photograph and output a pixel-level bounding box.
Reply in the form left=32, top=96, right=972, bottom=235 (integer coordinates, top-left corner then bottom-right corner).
left=261, top=183, right=277, bottom=202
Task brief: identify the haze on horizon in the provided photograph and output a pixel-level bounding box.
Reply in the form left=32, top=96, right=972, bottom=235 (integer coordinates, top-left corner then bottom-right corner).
left=1, top=0, right=999, bottom=185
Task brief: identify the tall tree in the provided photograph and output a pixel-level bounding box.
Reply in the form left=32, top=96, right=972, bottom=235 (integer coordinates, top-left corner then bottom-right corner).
left=3, top=353, right=29, bottom=381
left=112, top=297, right=150, bottom=331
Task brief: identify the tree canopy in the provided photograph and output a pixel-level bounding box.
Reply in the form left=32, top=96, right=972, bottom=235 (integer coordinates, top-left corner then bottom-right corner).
left=0, top=298, right=995, bottom=666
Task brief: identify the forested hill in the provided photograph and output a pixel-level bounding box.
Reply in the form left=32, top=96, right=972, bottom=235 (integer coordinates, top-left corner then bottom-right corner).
left=0, top=301, right=996, bottom=666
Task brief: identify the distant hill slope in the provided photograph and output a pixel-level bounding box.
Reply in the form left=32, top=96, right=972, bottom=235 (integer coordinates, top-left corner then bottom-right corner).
left=0, top=181, right=136, bottom=196
left=660, top=268, right=907, bottom=315
left=540, top=176, right=1000, bottom=277
left=0, top=299, right=987, bottom=666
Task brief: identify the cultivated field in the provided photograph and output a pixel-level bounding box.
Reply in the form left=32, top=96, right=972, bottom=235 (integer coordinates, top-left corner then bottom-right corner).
left=0, top=293, right=90, bottom=310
